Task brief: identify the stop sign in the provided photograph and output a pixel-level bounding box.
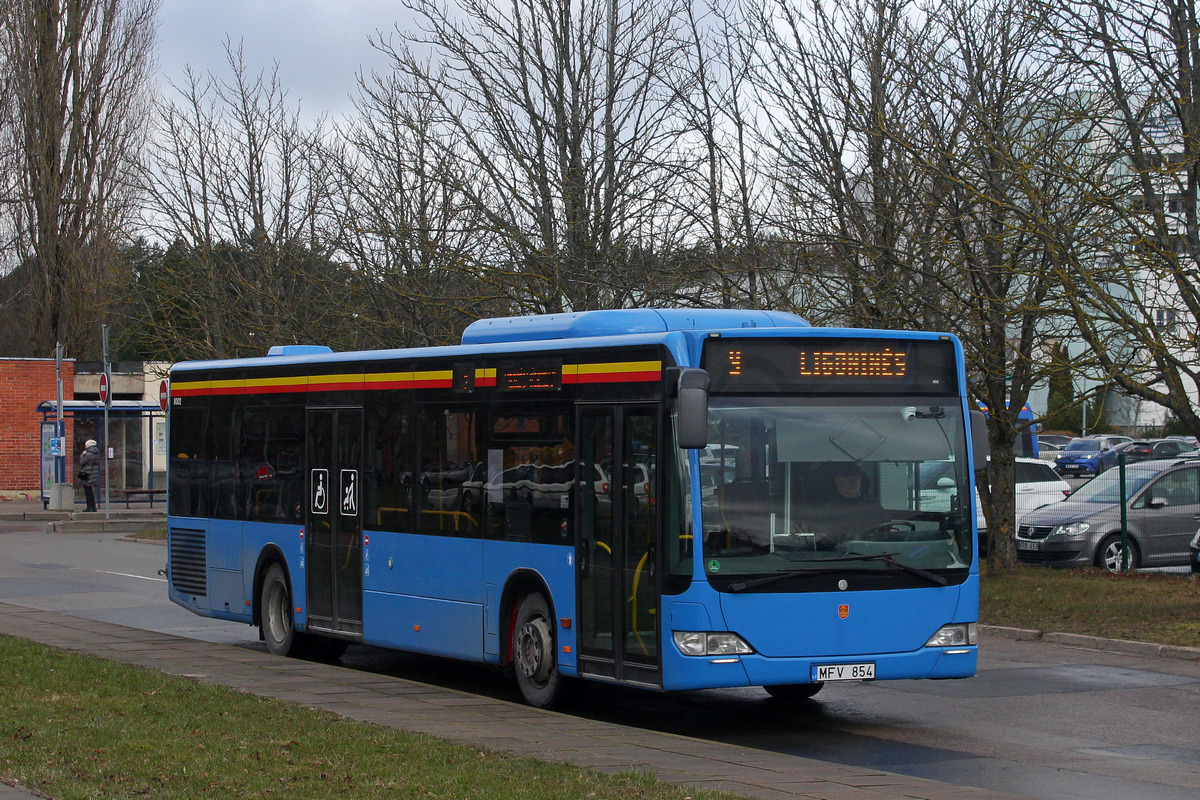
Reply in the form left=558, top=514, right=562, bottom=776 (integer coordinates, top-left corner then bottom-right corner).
left=98, top=372, right=110, bottom=404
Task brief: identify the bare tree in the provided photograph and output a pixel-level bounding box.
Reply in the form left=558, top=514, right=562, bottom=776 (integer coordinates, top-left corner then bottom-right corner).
left=1048, top=0, right=1200, bottom=438
left=754, top=0, right=1101, bottom=568
left=375, top=0, right=694, bottom=313
left=132, top=43, right=350, bottom=360
left=667, top=1, right=776, bottom=308
left=0, top=0, right=159, bottom=357
left=751, top=0, right=952, bottom=328
left=913, top=0, right=1111, bottom=568
left=337, top=64, right=507, bottom=347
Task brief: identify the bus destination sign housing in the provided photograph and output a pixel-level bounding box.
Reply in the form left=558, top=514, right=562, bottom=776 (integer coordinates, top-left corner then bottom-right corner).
left=703, top=337, right=957, bottom=395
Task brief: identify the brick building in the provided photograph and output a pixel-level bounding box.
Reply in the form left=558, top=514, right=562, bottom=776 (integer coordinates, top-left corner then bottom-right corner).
left=0, top=358, right=75, bottom=493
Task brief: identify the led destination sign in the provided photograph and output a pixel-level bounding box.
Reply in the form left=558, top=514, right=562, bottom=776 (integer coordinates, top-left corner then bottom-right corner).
left=705, top=338, right=956, bottom=394
left=796, top=346, right=906, bottom=378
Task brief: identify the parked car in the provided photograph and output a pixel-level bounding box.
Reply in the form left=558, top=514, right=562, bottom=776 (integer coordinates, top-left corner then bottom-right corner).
left=1016, top=455, right=1200, bottom=572
left=1053, top=435, right=1133, bottom=476
left=1096, top=439, right=1192, bottom=472
left=921, top=458, right=1071, bottom=557
left=1191, top=527, right=1200, bottom=574
left=977, top=458, right=1072, bottom=557
left=1166, top=435, right=1200, bottom=449
left=1037, top=441, right=1066, bottom=461
left=698, top=445, right=739, bottom=463
left=1037, top=434, right=1073, bottom=451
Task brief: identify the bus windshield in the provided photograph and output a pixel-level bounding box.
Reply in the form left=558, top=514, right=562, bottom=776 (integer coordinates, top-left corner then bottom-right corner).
left=699, top=397, right=973, bottom=586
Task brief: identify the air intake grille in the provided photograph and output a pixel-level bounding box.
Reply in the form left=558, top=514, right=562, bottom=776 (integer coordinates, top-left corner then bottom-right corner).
left=169, top=528, right=207, bottom=596
left=1017, top=525, right=1054, bottom=541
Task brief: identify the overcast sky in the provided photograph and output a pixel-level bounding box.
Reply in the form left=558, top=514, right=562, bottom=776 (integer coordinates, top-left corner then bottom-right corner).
left=158, top=1, right=414, bottom=119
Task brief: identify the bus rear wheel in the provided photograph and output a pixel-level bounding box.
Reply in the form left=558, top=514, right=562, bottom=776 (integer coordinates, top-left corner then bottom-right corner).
left=512, top=593, right=568, bottom=708
left=764, top=682, right=824, bottom=701
left=261, top=563, right=297, bottom=656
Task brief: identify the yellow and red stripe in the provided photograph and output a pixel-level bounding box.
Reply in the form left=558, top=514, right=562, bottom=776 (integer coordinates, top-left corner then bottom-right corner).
left=564, top=360, right=662, bottom=384
left=172, top=360, right=660, bottom=397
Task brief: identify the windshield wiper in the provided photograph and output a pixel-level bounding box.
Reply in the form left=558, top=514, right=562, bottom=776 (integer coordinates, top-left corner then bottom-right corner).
left=835, top=552, right=949, bottom=586
left=726, top=552, right=948, bottom=592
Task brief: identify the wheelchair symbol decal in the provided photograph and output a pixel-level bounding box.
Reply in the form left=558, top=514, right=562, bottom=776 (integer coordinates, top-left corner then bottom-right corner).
left=311, top=469, right=329, bottom=515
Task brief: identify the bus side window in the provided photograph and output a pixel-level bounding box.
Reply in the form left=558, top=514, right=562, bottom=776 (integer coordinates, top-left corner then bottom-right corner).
left=239, top=406, right=305, bottom=524
left=486, top=408, right=574, bottom=544
left=209, top=398, right=239, bottom=520
left=365, top=392, right=413, bottom=533
left=416, top=408, right=481, bottom=537
left=169, top=405, right=208, bottom=517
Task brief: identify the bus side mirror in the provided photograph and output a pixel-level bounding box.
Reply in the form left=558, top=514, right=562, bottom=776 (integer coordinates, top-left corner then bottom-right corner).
left=970, top=410, right=990, bottom=469
left=674, top=368, right=710, bottom=450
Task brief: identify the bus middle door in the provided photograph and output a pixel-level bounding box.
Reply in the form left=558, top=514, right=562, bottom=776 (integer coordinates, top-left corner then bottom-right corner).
left=577, top=405, right=660, bottom=688
left=306, top=407, right=364, bottom=637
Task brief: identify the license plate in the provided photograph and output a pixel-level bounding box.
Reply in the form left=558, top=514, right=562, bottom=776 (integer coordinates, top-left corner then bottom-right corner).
left=1016, top=540, right=1040, bottom=551
left=812, top=662, right=875, bottom=682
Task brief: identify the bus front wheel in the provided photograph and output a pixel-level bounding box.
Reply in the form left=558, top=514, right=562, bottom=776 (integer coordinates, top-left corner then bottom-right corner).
left=512, top=593, right=567, bottom=708
left=261, top=563, right=297, bottom=656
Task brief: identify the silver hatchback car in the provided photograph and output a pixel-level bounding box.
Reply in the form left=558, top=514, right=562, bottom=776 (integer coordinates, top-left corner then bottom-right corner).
left=1016, top=456, right=1200, bottom=572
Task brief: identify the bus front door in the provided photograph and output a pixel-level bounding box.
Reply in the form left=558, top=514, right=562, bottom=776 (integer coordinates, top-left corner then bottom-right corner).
left=578, top=406, right=660, bottom=688
left=306, top=407, right=364, bottom=637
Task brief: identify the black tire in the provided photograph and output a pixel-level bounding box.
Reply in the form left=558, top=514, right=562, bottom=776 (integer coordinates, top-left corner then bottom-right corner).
left=260, top=563, right=298, bottom=656
left=1095, top=534, right=1139, bottom=573
left=764, top=682, right=824, bottom=701
left=512, top=593, right=569, bottom=708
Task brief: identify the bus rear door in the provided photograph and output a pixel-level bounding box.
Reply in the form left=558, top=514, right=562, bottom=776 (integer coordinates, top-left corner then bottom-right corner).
left=306, top=407, right=364, bottom=638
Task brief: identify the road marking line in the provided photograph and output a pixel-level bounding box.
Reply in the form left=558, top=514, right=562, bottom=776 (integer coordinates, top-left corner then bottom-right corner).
left=97, top=570, right=167, bottom=583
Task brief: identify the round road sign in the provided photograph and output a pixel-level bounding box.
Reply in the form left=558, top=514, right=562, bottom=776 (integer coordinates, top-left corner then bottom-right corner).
left=98, top=372, right=110, bottom=404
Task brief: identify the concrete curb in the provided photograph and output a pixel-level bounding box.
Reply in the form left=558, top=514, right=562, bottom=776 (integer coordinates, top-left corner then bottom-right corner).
left=980, top=623, right=1200, bottom=662
left=44, top=518, right=164, bottom=535
left=0, top=501, right=165, bottom=535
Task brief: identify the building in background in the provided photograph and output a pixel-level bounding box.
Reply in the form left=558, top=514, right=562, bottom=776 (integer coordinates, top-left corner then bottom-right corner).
left=1, top=358, right=167, bottom=505
left=0, top=358, right=75, bottom=499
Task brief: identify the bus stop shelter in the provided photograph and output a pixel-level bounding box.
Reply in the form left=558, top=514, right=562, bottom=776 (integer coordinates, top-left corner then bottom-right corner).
left=37, top=400, right=165, bottom=508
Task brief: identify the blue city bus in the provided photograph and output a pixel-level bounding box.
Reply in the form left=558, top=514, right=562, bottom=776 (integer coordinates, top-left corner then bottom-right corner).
left=166, top=309, right=986, bottom=707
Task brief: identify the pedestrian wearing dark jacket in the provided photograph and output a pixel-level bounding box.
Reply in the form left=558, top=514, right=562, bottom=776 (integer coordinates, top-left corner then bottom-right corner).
left=78, top=439, right=100, bottom=512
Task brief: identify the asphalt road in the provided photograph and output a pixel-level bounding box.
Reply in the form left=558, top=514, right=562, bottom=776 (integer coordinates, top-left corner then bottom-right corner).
left=1, top=519, right=1198, bottom=800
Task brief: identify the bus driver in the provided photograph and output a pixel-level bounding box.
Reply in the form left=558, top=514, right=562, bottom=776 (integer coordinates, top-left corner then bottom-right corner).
left=802, top=462, right=890, bottom=542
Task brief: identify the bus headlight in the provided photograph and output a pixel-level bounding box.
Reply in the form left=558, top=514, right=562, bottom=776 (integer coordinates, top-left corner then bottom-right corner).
left=925, top=623, right=977, bottom=648
left=672, top=631, right=754, bottom=656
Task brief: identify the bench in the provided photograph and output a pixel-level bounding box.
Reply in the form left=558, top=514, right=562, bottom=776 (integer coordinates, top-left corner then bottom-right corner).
left=119, top=488, right=166, bottom=508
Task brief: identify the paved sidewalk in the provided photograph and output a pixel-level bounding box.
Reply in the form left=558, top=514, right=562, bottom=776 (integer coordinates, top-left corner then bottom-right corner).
left=0, top=498, right=163, bottom=535
left=0, top=602, right=1033, bottom=800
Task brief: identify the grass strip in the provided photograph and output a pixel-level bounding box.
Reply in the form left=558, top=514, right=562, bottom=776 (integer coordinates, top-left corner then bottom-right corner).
left=5, top=566, right=1195, bottom=798
left=981, top=567, right=1200, bottom=647
left=130, top=526, right=166, bottom=541
left=0, top=636, right=729, bottom=800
